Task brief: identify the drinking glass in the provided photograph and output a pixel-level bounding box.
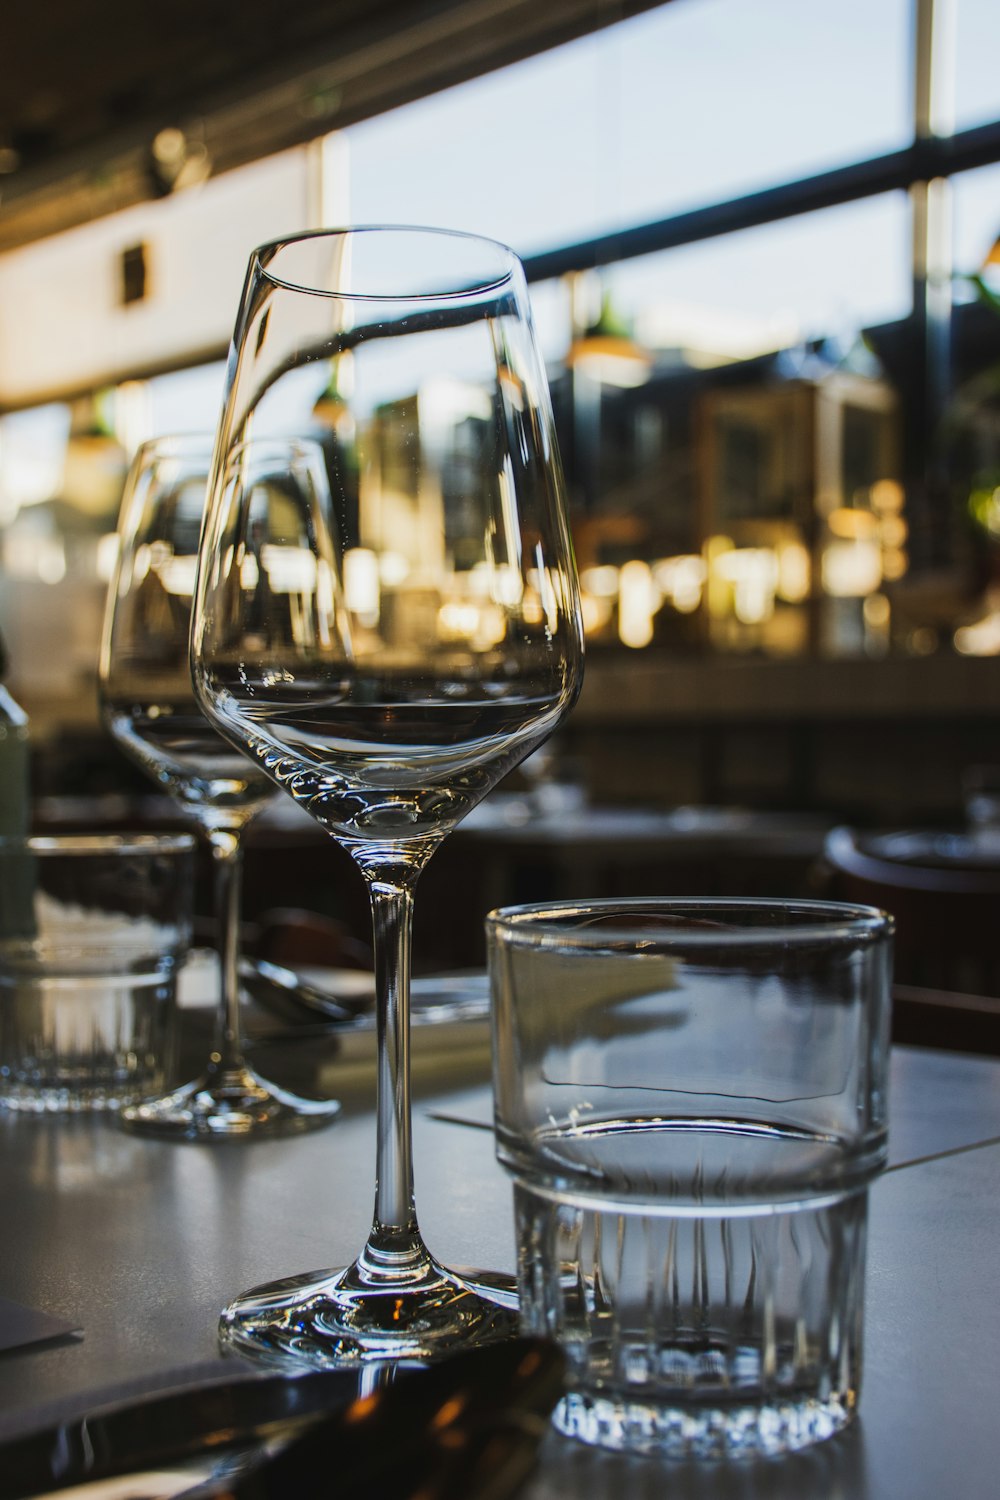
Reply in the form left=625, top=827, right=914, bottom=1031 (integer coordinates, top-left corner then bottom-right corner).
left=488, top=897, right=893, bottom=1458
left=190, top=226, right=584, bottom=1364
left=99, top=434, right=341, bottom=1138
left=0, top=832, right=195, bottom=1113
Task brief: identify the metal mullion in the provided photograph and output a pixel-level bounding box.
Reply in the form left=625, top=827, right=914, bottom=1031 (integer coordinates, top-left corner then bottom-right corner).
left=522, top=118, right=1000, bottom=284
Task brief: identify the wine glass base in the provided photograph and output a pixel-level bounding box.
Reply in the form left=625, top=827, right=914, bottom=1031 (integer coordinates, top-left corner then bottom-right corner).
left=118, top=1067, right=341, bottom=1140
left=218, top=1258, right=519, bottom=1368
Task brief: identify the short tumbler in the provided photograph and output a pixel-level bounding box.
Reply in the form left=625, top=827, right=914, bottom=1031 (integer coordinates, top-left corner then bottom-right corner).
left=488, top=898, right=892, bottom=1459
left=0, top=834, right=195, bottom=1112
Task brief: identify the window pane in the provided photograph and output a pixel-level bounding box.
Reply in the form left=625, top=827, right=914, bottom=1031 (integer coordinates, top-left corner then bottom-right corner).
left=557, top=198, right=912, bottom=658
left=603, top=194, right=912, bottom=355
left=952, top=161, right=1000, bottom=278
left=147, top=361, right=227, bottom=438
left=955, top=0, right=1000, bottom=132
left=527, top=278, right=573, bottom=366
left=345, top=0, right=912, bottom=259
left=0, top=404, right=71, bottom=524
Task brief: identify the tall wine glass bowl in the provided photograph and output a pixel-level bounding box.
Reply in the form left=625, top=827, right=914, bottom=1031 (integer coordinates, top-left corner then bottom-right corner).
left=191, top=227, right=584, bottom=1364
left=99, top=434, right=341, bottom=1138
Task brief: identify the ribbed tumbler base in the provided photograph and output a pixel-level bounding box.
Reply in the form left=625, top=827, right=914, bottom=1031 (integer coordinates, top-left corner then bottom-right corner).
left=516, top=1182, right=868, bottom=1459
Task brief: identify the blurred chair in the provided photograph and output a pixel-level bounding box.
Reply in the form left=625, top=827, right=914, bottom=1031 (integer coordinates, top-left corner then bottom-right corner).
left=820, top=826, right=1000, bottom=1055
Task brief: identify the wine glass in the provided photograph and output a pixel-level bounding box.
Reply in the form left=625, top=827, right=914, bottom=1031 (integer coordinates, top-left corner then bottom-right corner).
left=99, top=433, right=342, bottom=1138
left=191, top=226, right=584, bottom=1365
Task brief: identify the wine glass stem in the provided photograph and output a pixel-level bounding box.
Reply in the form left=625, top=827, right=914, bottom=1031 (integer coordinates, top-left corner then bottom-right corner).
left=206, top=827, right=246, bottom=1078
left=362, top=872, right=424, bottom=1269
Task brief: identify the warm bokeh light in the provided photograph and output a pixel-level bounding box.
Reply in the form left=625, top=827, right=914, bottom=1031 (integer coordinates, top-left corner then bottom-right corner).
left=580, top=592, right=614, bottom=635
left=776, top=541, right=811, bottom=604
left=881, top=547, right=909, bottom=582
left=863, top=592, right=890, bottom=629
left=878, top=515, right=908, bottom=548
left=96, top=532, right=119, bottom=582
left=378, top=551, right=410, bottom=587
left=870, top=479, right=905, bottom=514
left=955, top=609, right=1000, bottom=656
left=712, top=547, right=779, bottom=625
left=154, top=553, right=199, bottom=596
left=343, top=547, right=380, bottom=625
left=827, top=507, right=878, bottom=540
left=821, top=539, right=883, bottom=598
left=35, top=538, right=67, bottom=585
left=652, top=555, right=706, bottom=614
left=580, top=564, right=621, bottom=599
left=618, top=559, right=657, bottom=648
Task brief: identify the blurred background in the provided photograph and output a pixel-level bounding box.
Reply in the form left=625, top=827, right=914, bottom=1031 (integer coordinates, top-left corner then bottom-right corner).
left=2, top=0, right=1000, bottom=978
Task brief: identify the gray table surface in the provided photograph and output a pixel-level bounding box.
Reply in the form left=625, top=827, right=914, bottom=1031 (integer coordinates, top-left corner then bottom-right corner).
left=0, top=1042, right=998, bottom=1499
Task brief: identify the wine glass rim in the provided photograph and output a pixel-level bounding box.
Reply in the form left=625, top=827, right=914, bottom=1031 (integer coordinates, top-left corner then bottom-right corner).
left=251, top=224, right=520, bottom=302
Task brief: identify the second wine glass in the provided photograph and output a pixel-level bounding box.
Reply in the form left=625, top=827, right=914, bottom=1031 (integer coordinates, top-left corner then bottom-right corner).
left=99, top=433, right=342, bottom=1138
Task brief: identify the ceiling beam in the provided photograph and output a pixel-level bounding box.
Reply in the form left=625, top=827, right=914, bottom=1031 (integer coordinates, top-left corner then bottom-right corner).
left=0, top=0, right=666, bottom=251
